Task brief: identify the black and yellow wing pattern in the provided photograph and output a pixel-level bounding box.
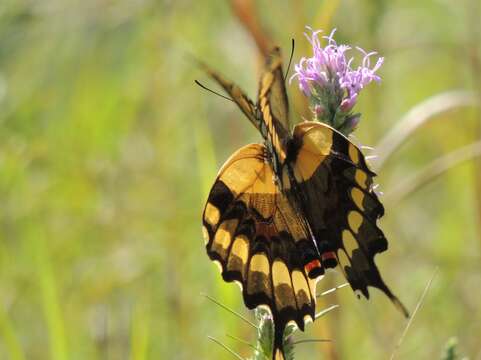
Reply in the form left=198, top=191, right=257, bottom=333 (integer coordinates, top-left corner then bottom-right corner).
left=200, top=46, right=407, bottom=360
left=286, top=121, right=408, bottom=316
left=202, top=144, right=321, bottom=360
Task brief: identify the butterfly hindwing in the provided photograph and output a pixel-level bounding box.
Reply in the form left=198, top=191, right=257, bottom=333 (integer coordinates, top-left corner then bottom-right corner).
left=289, top=121, right=408, bottom=317
left=202, top=143, right=322, bottom=358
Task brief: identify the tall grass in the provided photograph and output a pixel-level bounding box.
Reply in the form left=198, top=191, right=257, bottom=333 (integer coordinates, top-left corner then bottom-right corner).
left=0, top=0, right=480, bottom=359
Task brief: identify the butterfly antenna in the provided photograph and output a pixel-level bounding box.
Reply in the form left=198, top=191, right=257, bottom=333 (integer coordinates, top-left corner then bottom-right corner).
left=195, top=80, right=234, bottom=102
left=284, top=38, right=295, bottom=83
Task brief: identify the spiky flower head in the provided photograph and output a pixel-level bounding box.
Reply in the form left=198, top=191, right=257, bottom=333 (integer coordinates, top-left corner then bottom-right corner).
left=290, top=27, right=384, bottom=135
left=252, top=308, right=295, bottom=360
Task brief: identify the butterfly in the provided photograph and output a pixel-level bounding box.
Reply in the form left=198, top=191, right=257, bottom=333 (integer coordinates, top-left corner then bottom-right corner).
left=200, top=46, right=408, bottom=360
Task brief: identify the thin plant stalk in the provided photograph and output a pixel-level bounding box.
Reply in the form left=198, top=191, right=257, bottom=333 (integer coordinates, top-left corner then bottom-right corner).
left=389, top=268, right=438, bottom=360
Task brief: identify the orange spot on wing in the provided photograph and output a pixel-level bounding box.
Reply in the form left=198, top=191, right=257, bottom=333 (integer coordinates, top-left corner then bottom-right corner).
left=321, top=251, right=336, bottom=261
left=305, top=259, right=321, bottom=273
left=321, top=251, right=338, bottom=269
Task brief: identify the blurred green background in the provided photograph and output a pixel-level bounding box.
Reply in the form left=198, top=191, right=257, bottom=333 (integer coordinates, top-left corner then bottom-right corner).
left=0, top=0, right=480, bottom=359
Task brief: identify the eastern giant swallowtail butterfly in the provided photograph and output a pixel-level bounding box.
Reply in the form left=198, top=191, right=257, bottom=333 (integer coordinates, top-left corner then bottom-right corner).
left=200, top=47, right=408, bottom=360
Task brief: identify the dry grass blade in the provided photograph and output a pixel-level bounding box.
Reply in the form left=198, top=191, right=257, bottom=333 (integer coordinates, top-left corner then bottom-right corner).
left=374, top=90, right=479, bottom=171
left=293, top=339, right=332, bottom=345
left=208, top=336, right=245, bottom=360
left=389, top=268, right=439, bottom=360
left=317, top=283, right=349, bottom=298
left=385, top=141, right=481, bottom=204
left=315, top=304, right=339, bottom=319
left=202, top=293, right=258, bottom=329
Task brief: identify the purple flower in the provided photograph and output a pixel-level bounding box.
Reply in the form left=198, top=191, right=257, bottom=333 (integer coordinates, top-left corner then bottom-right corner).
left=290, top=27, right=384, bottom=134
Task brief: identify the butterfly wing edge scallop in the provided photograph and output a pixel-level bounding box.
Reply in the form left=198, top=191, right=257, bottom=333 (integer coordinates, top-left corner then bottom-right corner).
left=290, top=121, right=409, bottom=317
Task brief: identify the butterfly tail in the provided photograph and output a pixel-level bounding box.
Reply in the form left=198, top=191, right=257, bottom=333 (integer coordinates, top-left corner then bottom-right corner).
left=272, top=322, right=286, bottom=360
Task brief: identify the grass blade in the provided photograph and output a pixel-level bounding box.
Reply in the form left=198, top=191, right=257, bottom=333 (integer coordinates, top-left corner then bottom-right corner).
left=31, top=227, right=68, bottom=360
left=374, top=90, right=479, bottom=171
left=385, top=141, right=481, bottom=204
left=208, top=336, right=245, bottom=360
left=389, top=268, right=439, bottom=360
left=226, top=334, right=257, bottom=351
left=315, top=304, right=339, bottom=319
left=317, top=283, right=349, bottom=298
left=130, top=302, right=150, bottom=360
left=293, top=339, right=332, bottom=345
left=0, top=305, right=26, bottom=360
left=202, top=293, right=258, bottom=329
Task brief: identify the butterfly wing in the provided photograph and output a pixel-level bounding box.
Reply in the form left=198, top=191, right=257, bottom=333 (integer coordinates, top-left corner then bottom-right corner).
left=257, top=47, right=291, bottom=176
left=202, top=143, right=322, bottom=359
left=287, top=121, right=408, bottom=317
left=258, top=47, right=290, bottom=131
left=199, top=62, right=260, bottom=131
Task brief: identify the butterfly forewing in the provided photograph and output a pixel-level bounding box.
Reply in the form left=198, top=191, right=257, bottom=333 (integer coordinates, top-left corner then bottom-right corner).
left=257, top=48, right=291, bottom=176
left=202, top=143, right=322, bottom=353
left=200, top=62, right=260, bottom=131
left=258, top=47, right=290, bottom=130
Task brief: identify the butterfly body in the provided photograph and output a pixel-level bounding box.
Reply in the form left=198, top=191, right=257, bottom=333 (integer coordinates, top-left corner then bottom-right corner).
left=200, top=47, right=407, bottom=360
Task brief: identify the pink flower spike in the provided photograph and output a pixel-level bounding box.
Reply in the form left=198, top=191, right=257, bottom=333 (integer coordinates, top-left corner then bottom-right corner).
left=290, top=26, right=384, bottom=134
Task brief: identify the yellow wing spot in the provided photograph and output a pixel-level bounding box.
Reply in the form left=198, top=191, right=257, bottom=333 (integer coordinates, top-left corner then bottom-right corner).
left=307, top=276, right=318, bottom=300
left=348, top=211, right=363, bottom=234
left=221, top=152, right=278, bottom=195
left=348, top=143, right=359, bottom=164
left=234, top=280, right=243, bottom=291
left=249, top=253, right=270, bottom=272
left=260, top=72, right=274, bottom=97
left=355, top=169, right=368, bottom=189
left=337, top=249, right=351, bottom=271
left=262, top=105, right=272, bottom=126
left=274, top=349, right=285, bottom=360
left=342, top=230, right=358, bottom=257
left=294, top=149, right=326, bottom=182
left=291, top=270, right=311, bottom=309
left=296, top=123, right=333, bottom=156
left=272, top=260, right=291, bottom=286
left=212, top=219, right=238, bottom=259
left=250, top=165, right=278, bottom=199
left=227, top=236, right=249, bottom=279
left=213, top=260, right=223, bottom=273
left=204, top=203, right=220, bottom=227
left=303, top=314, right=314, bottom=325
left=260, top=96, right=267, bottom=109
left=272, top=260, right=296, bottom=309
left=202, top=225, right=209, bottom=245
left=351, top=187, right=365, bottom=210
left=247, top=253, right=272, bottom=296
